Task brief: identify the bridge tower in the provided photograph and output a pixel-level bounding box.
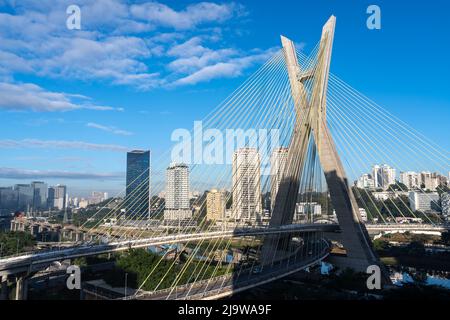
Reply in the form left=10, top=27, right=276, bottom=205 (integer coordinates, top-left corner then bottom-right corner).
left=262, top=16, right=386, bottom=276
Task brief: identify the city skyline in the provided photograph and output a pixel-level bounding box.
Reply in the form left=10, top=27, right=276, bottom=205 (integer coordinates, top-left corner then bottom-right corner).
left=0, top=1, right=449, bottom=194
left=0, top=4, right=449, bottom=303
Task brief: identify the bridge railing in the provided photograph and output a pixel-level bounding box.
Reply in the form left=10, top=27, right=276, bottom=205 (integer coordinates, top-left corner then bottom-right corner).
left=133, top=239, right=332, bottom=300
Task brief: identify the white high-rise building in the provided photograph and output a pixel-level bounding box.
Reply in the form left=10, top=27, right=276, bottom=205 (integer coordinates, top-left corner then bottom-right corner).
left=164, top=163, right=191, bottom=220
left=232, top=148, right=262, bottom=221
left=270, top=147, right=288, bottom=212
left=357, top=174, right=375, bottom=189
left=372, top=164, right=396, bottom=189
left=372, top=165, right=381, bottom=189
left=53, top=185, right=67, bottom=210
left=408, top=191, right=440, bottom=213
left=400, top=171, right=419, bottom=190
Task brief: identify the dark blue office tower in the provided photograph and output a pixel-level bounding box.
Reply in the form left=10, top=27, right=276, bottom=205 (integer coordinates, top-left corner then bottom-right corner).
left=126, top=150, right=150, bottom=218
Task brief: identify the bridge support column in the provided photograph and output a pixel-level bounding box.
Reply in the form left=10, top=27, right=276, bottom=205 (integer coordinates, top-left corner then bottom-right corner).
left=1, top=275, right=8, bottom=300
left=15, top=276, right=28, bottom=300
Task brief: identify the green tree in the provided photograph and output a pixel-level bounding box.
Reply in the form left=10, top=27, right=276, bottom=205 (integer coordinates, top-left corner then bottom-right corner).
left=372, top=239, right=390, bottom=252
left=441, top=231, right=450, bottom=245
left=0, top=231, right=36, bottom=256
left=405, top=241, right=426, bottom=256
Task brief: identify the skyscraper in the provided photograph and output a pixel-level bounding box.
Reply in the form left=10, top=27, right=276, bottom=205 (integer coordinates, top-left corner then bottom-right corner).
left=232, top=148, right=261, bottom=221
left=164, top=163, right=191, bottom=220
left=31, top=181, right=47, bottom=210
left=14, top=184, right=33, bottom=211
left=126, top=150, right=150, bottom=218
left=53, top=185, right=67, bottom=210
left=270, top=147, right=288, bottom=212
left=47, top=187, right=55, bottom=209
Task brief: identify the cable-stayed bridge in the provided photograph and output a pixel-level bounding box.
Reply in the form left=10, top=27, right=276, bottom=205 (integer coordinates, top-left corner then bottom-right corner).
left=1, top=15, right=449, bottom=300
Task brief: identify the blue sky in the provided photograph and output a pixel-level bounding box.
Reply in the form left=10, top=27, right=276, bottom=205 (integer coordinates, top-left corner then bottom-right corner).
left=0, top=0, right=449, bottom=196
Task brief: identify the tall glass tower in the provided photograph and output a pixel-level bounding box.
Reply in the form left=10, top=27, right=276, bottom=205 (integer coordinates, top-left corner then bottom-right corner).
left=126, top=150, right=150, bottom=218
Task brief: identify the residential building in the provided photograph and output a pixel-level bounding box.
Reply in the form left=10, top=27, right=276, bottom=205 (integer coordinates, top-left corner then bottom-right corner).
left=400, top=171, right=419, bottom=190
left=164, top=163, right=191, bottom=220
left=357, top=173, right=375, bottom=189
left=232, top=148, right=261, bottom=221
left=206, top=189, right=226, bottom=221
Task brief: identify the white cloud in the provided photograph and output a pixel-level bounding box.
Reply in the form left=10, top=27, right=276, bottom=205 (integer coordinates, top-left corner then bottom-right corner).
left=0, top=82, right=121, bottom=112
left=130, top=2, right=240, bottom=30
left=86, top=122, right=133, bottom=136
left=173, top=62, right=242, bottom=86
left=0, top=139, right=130, bottom=152
left=0, top=167, right=123, bottom=180
left=0, top=1, right=272, bottom=89
left=172, top=47, right=278, bottom=86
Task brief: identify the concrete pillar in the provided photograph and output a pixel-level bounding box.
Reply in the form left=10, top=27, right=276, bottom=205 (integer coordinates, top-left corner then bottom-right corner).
left=1, top=275, right=8, bottom=300
left=15, top=276, right=28, bottom=300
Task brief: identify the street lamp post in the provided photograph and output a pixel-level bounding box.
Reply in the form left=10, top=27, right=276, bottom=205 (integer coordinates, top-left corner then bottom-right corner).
left=124, top=273, right=128, bottom=300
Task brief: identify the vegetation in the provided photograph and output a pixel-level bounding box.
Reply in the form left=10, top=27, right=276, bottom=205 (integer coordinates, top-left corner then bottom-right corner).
left=353, top=186, right=445, bottom=223
left=384, top=283, right=450, bottom=300
left=102, top=249, right=232, bottom=291
left=0, top=231, right=36, bottom=256
left=441, top=231, right=450, bottom=246
left=373, top=235, right=450, bottom=271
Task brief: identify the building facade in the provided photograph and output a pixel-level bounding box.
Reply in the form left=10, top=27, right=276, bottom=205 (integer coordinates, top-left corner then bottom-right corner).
left=31, top=181, right=48, bottom=210
left=206, top=189, right=226, bottom=221
left=164, top=163, right=191, bottom=220
left=126, top=150, right=151, bottom=218
left=408, top=191, right=440, bottom=213
left=53, top=185, right=67, bottom=210
left=14, top=184, right=34, bottom=211
left=400, top=171, right=419, bottom=190
left=357, top=173, right=375, bottom=189
left=232, top=148, right=261, bottom=221
left=441, top=193, right=450, bottom=222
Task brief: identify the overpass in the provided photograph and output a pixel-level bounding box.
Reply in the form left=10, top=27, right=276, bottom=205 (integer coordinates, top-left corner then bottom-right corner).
left=81, top=239, right=332, bottom=300
left=364, top=223, right=449, bottom=235
left=0, top=223, right=337, bottom=277
left=137, top=240, right=331, bottom=300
